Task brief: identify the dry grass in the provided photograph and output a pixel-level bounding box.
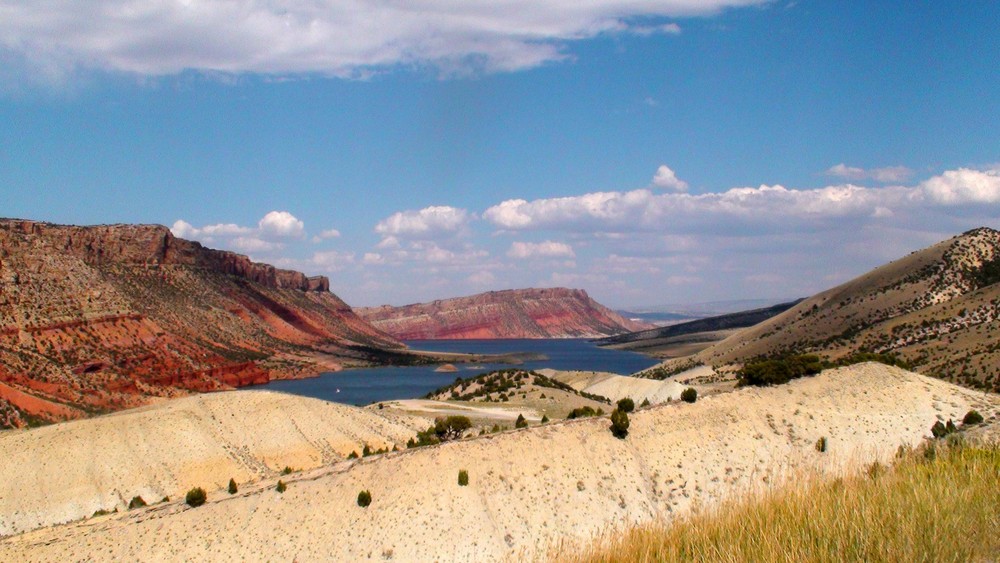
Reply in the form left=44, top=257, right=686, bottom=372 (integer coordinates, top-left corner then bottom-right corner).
left=563, top=439, right=1000, bottom=563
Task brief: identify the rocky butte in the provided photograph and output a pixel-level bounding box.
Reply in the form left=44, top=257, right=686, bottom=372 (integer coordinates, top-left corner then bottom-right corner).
left=356, top=287, right=651, bottom=340
left=0, top=219, right=406, bottom=428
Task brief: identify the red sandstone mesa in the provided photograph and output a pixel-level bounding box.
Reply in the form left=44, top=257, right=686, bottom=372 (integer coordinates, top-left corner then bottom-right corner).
left=357, top=287, right=651, bottom=340
left=0, top=219, right=400, bottom=428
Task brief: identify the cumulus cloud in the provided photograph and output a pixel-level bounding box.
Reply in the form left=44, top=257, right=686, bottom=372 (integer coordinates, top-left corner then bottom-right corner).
left=484, top=166, right=1000, bottom=234
left=310, top=250, right=356, bottom=271
left=374, top=206, right=472, bottom=240
left=0, top=1, right=765, bottom=83
left=651, top=164, right=689, bottom=191
left=507, top=240, right=576, bottom=259
left=258, top=211, right=305, bottom=238
left=917, top=167, right=1000, bottom=205
left=170, top=210, right=306, bottom=255
left=826, top=163, right=914, bottom=183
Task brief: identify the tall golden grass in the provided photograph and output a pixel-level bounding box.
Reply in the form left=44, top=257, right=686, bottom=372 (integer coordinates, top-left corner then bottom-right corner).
left=563, top=439, right=999, bottom=563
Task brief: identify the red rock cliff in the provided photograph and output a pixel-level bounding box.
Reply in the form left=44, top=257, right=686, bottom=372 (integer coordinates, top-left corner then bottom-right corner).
left=356, top=288, right=651, bottom=340
left=0, top=219, right=402, bottom=428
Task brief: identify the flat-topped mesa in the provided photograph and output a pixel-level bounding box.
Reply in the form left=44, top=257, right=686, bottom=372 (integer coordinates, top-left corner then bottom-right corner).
left=0, top=219, right=329, bottom=292
left=358, top=287, right=651, bottom=339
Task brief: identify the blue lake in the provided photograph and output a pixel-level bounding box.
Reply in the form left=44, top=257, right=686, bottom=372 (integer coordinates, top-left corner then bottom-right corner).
left=253, top=339, right=658, bottom=406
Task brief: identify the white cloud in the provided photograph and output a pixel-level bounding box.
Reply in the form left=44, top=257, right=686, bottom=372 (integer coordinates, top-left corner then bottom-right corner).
left=826, top=163, right=913, bottom=183
left=0, top=1, right=766, bottom=83
left=507, top=240, right=576, bottom=259
left=651, top=164, right=689, bottom=191
left=169, top=210, right=305, bottom=255
left=311, top=228, right=341, bottom=243
left=310, top=250, right=356, bottom=271
left=917, top=167, right=1000, bottom=205
left=362, top=252, right=385, bottom=265
left=484, top=166, right=1000, bottom=235
left=258, top=211, right=305, bottom=238
left=375, top=206, right=472, bottom=240
left=230, top=236, right=283, bottom=253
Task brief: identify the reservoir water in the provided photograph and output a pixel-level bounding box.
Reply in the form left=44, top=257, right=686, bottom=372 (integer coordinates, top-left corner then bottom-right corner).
left=253, top=339, right=659, bottom=406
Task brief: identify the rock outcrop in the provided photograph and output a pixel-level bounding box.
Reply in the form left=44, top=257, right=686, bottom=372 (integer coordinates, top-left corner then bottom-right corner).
left=357, top=287, right=651, bottom=339
left=0, top=219, right=404, bottom=428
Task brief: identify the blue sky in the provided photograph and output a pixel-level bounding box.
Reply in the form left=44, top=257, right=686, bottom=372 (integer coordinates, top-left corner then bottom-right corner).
left=2, top=1, right=999, bottom=309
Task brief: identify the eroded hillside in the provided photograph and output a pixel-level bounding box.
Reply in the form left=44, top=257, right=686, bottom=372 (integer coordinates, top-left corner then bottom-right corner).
left=661, top=228, right=1000, bottom=390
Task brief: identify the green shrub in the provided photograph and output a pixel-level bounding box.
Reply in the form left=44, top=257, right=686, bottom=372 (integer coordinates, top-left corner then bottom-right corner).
left=185, top=487, right=207, bottom=507
left=640, top=398, right=651, bottom=408
left=737, top=354, right=825, bottom=387
left=458, top=470, right=469, bottom=486
left=347, top=451, right=359, bottom=459
left=681, top=388, right=697, bottom=403
left=610, top=408, right=629, bottom=439
left=434, top=416, right=472, bottom=441
left=963, top=410, right=984, bottom=425
left=93, top=508, right=111, bottom=517
left=617, top=398, right=635, bottom=413
left=128, top=496, right=146, bottom=510
left=228, top=478, right=238, bottom=494
left=815, top=437, right=827, bottom=453
left=362, top=444, right=372, bottom=457
left=568, top=406, right=599, bottom=419
left=282, top=466, right=293, bottom=475
left=357, top=490, right=372, bottom=507
left=276, top=480, right=286, bottom=493
left=541, top=414, right=549, bottom=423
left=515, top=414, right=528, bottom=428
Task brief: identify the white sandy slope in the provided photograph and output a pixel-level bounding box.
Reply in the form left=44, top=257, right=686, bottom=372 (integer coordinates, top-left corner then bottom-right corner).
left=539, top=368, right=690, bottom=404
left=0, top=391, right=427, bottom=536
left=1, top=364, right=997, bottom=561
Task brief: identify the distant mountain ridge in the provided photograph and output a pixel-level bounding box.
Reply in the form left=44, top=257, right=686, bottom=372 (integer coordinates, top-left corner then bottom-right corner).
left=356, top=288, right=651, bottom=339
left=655, top=227, right=1000, bottom=391
left=0, top=219, right=404, bottom=428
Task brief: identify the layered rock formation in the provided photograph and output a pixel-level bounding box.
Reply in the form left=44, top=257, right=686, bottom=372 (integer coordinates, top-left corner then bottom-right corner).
left=0, top=219, right=404, bottom=428
left=357, top=287, right=651, bottom=339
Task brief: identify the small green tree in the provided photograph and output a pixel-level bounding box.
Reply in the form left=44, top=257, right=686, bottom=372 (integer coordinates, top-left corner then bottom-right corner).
left=362, top=444, right=372, bottom=457
left=640, top=398, right=651, bottom=408
left=681, top=387, right=697, bottom=403
left=128, top=496, right=147, bottom=509
left=185, top=487, right=207, bottom=507
left=228, top=478, right=238, bottom=494
left=458, top=470, right=469, bottom=486
left=282, top=466, right=293, bottom=475
left=515, top=414, right=527, bottom=428
left=541, top=414, right=549, bottom=423
left=617, top=398, right=635, bottom=413
left=276, top=480, right=287, bottom=493
left=357, top=490, right=372, bottom=507
left=610, top=408, right=629, bottom=439
left=815, top=437, right=827, bottom=453
left=963, top=410, right=984, bottom=425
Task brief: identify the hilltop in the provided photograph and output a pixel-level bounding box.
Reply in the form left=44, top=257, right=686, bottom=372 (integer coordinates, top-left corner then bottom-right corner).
left=1, top=363, right=995, bottom=560
left=647, top=227, right=1000, bottom=391
left=356, top=287, right=651, bottom=339
left=0, top=219, right=409, bottom=428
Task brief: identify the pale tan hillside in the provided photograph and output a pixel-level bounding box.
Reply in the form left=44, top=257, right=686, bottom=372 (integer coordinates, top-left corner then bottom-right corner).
left=0, top=391, right=426, bottom=536
left=2, top=364, right=996, bottom=561
left=643, top=228, right=1000, bottom=390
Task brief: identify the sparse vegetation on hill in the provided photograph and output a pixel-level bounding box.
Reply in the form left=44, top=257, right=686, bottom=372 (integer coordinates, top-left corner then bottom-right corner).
left=185, top=487, right=206, bottom=508
left=426, top=369, right=610, bottom=404
left=567, top=406, right=603, bottom=419
left=566, top=440, right=1000, bottom=563
left=609, top=408, right=629, bottom=439
left=680, top=388, right=697, bottom=403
